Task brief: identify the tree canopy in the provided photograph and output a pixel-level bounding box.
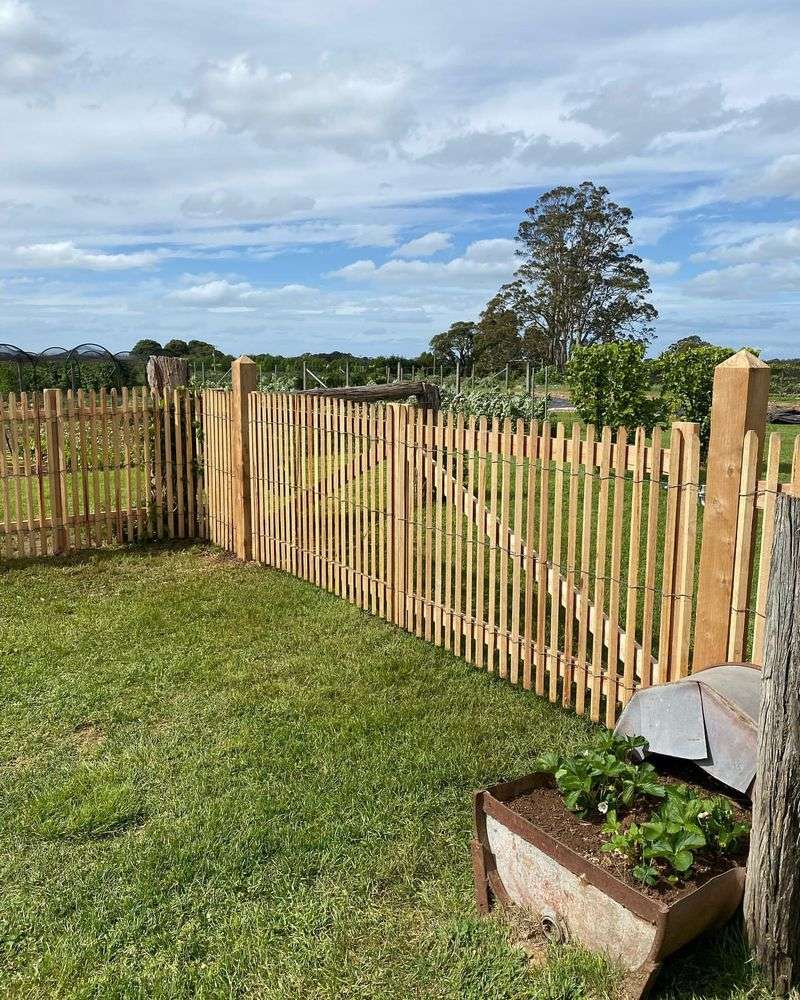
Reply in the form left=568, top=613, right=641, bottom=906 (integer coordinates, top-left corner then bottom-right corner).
left=430, top=321, right=477, bottom=368
left=162, top=339, right=190, bottom=357
left=130, top=338, right=162, bottom=357
left=428, top=181, right=658, bottom=371
left=513, top=181, right=657, bottom=365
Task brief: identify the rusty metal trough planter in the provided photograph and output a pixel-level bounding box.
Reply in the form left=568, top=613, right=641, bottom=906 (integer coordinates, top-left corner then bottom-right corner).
left=472, top=774, right=746, bottom=1000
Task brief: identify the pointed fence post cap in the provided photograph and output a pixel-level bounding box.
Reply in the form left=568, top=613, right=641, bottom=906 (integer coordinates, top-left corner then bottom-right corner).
left=717, top=349, right=769, bottom=370
left=233, top=355, right=255, bottom=367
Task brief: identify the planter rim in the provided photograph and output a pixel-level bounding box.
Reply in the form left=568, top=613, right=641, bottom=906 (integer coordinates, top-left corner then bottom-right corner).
left=476, top=772, right=745, bottom=924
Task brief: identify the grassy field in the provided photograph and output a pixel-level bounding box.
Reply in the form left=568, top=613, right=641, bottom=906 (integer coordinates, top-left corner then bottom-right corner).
left=0, top=545, right=782, bottom=999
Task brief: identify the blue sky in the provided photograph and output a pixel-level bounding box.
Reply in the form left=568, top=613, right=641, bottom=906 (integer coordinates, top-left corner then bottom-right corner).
left=2, top=0, right=800, bottom=358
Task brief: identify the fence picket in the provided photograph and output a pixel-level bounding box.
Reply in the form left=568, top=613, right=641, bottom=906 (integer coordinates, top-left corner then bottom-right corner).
left=443, top=412, right=456, bottom=651
left=604, top=428, right=627, bottom=725
left=509, top=418, right=525, bottom=683
left=463, top=417, right=477, bottom=664
left=89, top=391, right=103, bottom=546
left=590, top=426, right=612, bottom=722
left=728, top=430, right=759, bottom=661
left=535, top=422, right=551, bottom=697
left=640, top=428, right=662, bottom=689
left=575, top=424, right=594, bottom=716
left=522, top=420, right=539, bottom=690
left=657, top=423, right=683, bottom=683
left=623, top=427, right=646, bottom=704
left=548, top=423, right=566, bottom=702
left=474, top=417, right=489, bottom=669
left=497, top=418, right=512, bottom=677
left=32, top=393, right=47, bottom=553
left=562, top=423, right=581, bottom=708
left=673, top=424, right=701, bottom=679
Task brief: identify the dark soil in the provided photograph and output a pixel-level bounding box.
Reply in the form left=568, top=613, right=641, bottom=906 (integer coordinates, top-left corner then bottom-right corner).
left=506, top=760, right=750, bottom=904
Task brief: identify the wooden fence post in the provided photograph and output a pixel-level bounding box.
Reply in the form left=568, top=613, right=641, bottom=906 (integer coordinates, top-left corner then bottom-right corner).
left=744, top=491, right=800, bottom=994
left=693, top=350, right=770, bottom=670
left=43, top=388, right=67, bottom=555
left=231, top=356, right=258, bottom=561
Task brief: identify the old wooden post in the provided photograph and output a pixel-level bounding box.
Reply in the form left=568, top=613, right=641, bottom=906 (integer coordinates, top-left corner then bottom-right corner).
left=230, top=356, right=257, bottom=561
left=693, top=350, right=770, bottom=670
left=744, top=491, right=800, bottom=994
left=146, top=355, right=188, bottom=393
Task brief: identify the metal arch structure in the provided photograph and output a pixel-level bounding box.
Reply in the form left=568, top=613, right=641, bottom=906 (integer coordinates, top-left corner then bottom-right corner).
left=0, top=342, right=144, bottom=391
left=0, top=342, right=42, bottom=392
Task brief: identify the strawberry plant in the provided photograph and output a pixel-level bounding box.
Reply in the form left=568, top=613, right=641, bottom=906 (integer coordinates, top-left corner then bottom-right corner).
left=601, top=782, right=749, bottom=887
left=535, top=734, right=662, bottom=819
left=539, top=733, right=750, bottom=889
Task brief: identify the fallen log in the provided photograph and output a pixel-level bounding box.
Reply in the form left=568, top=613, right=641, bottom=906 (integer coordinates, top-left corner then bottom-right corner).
left=300, top=381, right=440, bottom=411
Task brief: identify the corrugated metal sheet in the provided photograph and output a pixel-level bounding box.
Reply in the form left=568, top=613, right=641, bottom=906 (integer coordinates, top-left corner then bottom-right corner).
left=614, top=664, right=760, bottom=794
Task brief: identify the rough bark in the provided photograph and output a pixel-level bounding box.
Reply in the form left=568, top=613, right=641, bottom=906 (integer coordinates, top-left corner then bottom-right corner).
left=146, top=355, right=189, bottom=394
left=744, top=492, right=800, bottom=994
left=301, top=380, right=441, bottom=411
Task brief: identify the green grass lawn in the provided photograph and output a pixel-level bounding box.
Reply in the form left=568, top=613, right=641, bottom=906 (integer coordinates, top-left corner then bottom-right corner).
left=0, top=545, right=779, bottom=999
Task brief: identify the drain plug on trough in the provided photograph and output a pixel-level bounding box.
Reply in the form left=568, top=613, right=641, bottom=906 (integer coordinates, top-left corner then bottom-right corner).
left=539, top=908, right=569, bottom=944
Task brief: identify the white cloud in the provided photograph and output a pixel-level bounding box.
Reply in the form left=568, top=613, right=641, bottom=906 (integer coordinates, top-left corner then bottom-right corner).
left=170, top=279, right=317, bottom=307
left=565, top=80, right=733, bottom=154
left=421, top=129, right=524, bottom=167
left=463, top=238, right=516, bottom=265
left=330, top=260, right=378, bottom=281
left=14, top=241, right=166, bottom=270
left=180, top=189, right=316, bottom=220
left=392, top=231, right=452, bottom=257
left=629, top=215, right=675, bottom=246
left=329, top=238, right=516, bottom=286
left=723, top=154, right=800, bottom=202
left=641, top=258, right=680, bottom=277
left=180, top=53, right=416, bottom=158
left=699, top=224, right=800, bottom=264
left=0, top=0, right=63, bottom=94
left=686, top=261, right=800, bottom=299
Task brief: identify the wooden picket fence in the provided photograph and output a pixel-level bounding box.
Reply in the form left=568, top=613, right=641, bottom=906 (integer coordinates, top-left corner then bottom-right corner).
left=242, top=393, right=704, bottom=724
left=3, top=351, right=798, bottom=727
left=732, top=427, right=800, bottom=667
left=200, top=352, right=798, bottom=726
left=0, top=387, right=203, bottom=557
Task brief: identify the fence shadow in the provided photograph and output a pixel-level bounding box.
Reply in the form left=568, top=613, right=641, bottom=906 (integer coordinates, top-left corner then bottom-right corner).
left=0, top=538, right=205, bottom=574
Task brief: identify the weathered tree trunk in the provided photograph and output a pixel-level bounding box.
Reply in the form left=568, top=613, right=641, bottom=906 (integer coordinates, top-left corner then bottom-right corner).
left=744, top=492, right=800, bottom=994
left=146, top=355, right=188, bottom=394
left=301, top=380, right=440, bottom=411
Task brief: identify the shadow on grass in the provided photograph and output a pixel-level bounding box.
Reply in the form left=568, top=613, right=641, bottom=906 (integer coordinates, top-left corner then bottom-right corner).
left=652, top=917, right=765, bottom=999
left=0, top=538, right=211, bottom=575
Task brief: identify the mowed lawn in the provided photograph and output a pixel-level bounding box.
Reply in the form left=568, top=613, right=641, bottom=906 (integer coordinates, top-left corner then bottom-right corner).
left=0, top=546, right=774, bottom=999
